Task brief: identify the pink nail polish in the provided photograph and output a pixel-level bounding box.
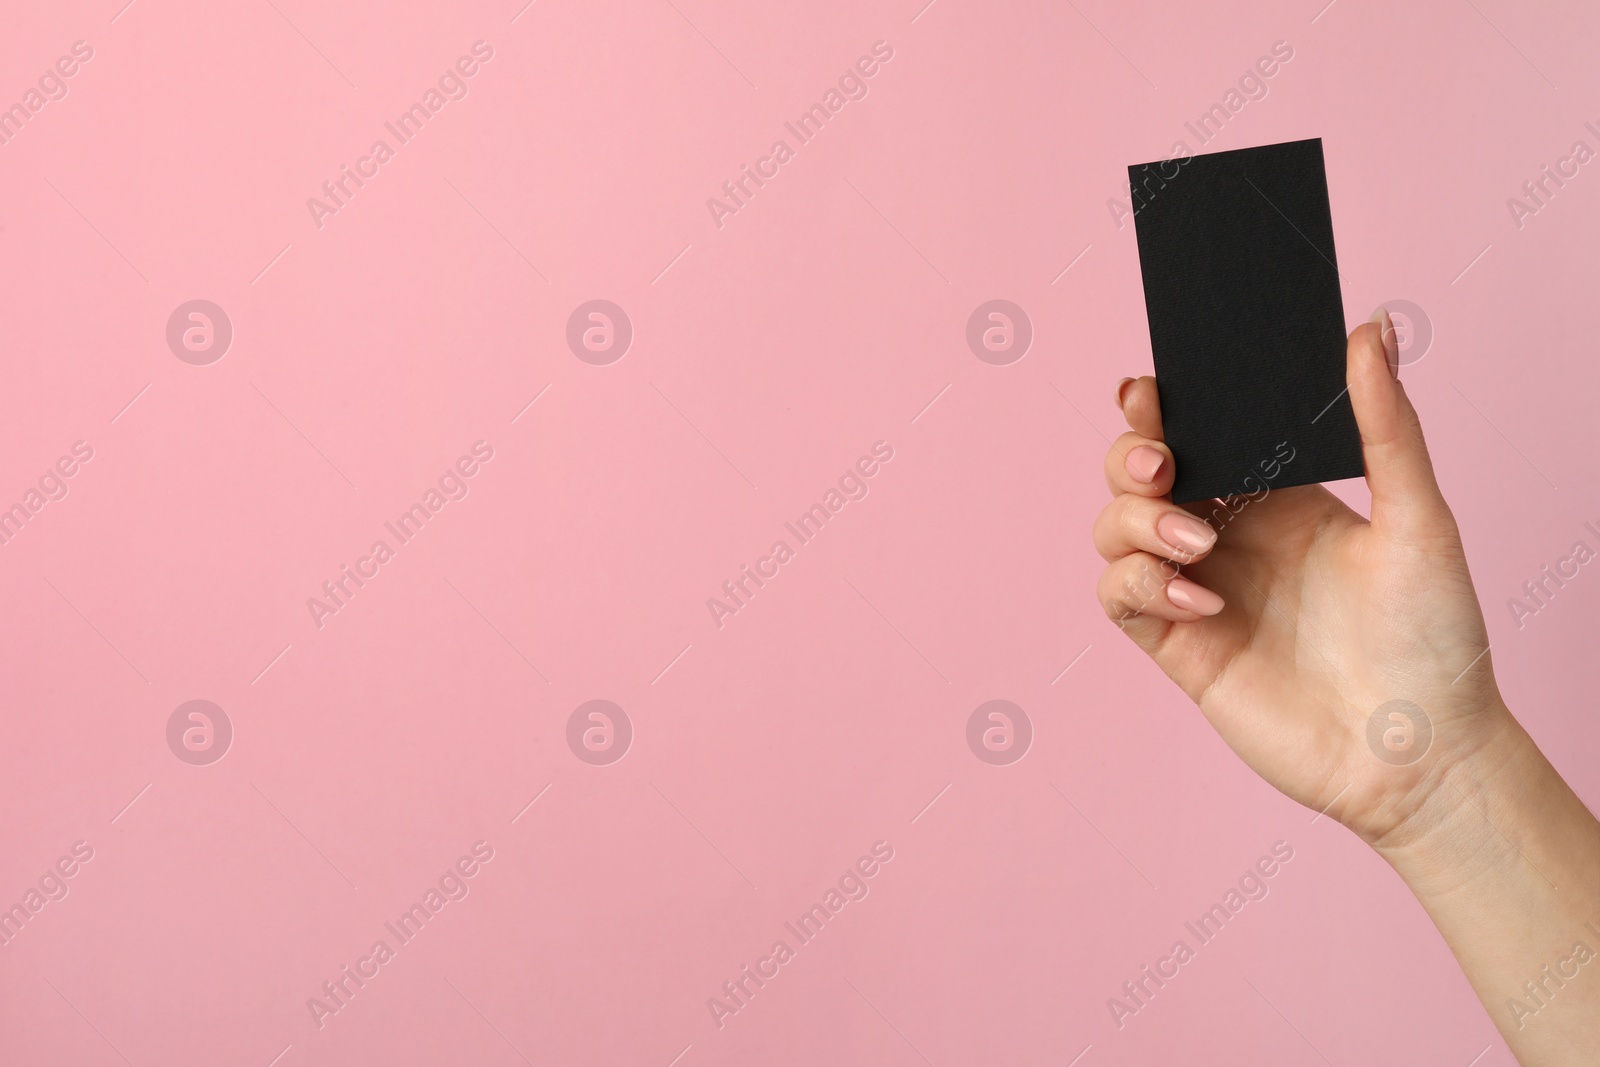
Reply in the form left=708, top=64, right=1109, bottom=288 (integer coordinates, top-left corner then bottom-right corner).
left=1126, top=445, right=1164, bottom=484
left=1370, top=307, right=1399, bottom=380
left=1158, top=512, right=1216, bottom=556
left=1167, top=577, right=1224, bottom=616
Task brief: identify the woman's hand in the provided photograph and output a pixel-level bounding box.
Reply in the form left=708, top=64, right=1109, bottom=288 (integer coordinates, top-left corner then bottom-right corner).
left=1095, top=311, right=1506, bottom=846
left=1096, top=311, right=1600, bottom=1065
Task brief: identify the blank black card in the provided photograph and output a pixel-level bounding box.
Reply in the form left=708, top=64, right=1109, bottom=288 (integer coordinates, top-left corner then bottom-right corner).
left=1128, top=137, right=1363, bottom=503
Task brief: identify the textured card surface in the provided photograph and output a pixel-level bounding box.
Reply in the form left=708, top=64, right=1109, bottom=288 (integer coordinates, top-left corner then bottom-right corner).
left=1129, top=137, right=1365, bottom=503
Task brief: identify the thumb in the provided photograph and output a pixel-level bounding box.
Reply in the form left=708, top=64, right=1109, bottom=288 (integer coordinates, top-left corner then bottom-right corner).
left=1347, top=308, right=1451, bottom=538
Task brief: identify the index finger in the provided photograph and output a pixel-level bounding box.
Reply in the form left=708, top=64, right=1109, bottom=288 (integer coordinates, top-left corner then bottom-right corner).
left=1118, top=376, right=1164, bottom=441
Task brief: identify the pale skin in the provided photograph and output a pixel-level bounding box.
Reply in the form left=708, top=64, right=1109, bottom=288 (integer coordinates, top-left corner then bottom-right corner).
left=1095, top=310, right=1600, bottom=1065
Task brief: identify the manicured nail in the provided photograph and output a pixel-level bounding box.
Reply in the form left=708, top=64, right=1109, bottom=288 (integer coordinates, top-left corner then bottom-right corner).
left=1126, top=445, right=1164, bottom=484
left=1370, top=306, right=1398, bottom=380
left=1115, top=377, right=1136, bottom=409
left=1167, top=577, right=1224, bottom=616
left=1158, top=512, right=1216, bottom=557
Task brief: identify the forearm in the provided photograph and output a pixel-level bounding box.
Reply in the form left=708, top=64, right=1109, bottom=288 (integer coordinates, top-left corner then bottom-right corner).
left=1375, top=704, right=1600, bottom=1065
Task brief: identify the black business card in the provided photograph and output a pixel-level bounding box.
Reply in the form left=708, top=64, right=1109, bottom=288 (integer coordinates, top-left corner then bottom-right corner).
left=1128, top=137, right=1364, bottom=503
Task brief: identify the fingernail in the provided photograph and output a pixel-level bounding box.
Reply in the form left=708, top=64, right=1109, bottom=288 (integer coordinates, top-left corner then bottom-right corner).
left=1167, top=577, right=1224, bottom=616
left=1126, top=445, right=1164, bottom=484
left=1115, top=377, right=1136, bottom=409
left=1370, top=306, right=1399, bottom=380
left=1158, top=512, right=1216, bottom=556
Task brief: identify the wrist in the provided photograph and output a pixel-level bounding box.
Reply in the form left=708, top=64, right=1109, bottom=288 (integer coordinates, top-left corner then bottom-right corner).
left=1364, top=698, right=1600, bottom=1060
left=1370, top=699, right=1524, bottom=884
left=1370, top=700, right=1584, bottom=899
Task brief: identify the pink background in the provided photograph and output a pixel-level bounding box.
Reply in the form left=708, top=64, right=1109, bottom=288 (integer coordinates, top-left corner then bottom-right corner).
left=2, top=1, right=1597, bottom=1064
